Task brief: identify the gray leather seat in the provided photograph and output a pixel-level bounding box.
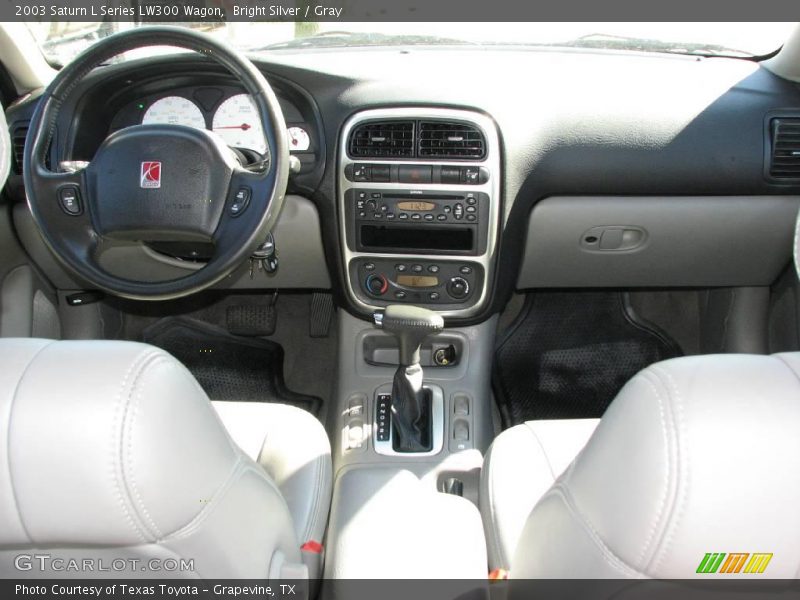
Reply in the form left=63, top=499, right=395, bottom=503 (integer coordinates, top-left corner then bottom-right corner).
left=0, top=338, right=332, bottom=578
left=481, top=354, right=800, bottom=578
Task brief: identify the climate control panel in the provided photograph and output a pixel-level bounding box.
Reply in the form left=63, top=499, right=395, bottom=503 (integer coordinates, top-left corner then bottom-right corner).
left=350, top=258, right=483, bottom=307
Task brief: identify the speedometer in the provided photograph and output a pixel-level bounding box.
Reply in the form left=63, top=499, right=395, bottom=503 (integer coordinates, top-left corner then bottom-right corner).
left=211, top=94, right=268, bottom=154
left=142, top=96, right=205, bottom=130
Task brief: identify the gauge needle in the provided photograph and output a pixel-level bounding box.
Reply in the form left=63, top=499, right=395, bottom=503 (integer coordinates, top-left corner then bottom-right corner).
left=214, top=124, right=251, bottom=130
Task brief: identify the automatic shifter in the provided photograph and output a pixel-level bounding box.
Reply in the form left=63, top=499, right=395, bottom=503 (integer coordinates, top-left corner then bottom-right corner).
left=374, top=305, right=444, bottom=452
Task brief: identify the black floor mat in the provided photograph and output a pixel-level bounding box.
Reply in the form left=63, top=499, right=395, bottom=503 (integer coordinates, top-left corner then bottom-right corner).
left=493, top=292, right=681, bottom=426
left=143, top=317, right=321, bottom=415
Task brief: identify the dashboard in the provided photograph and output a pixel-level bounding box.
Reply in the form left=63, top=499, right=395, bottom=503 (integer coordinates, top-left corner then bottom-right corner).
left=5, top=48, right=800, bottom=324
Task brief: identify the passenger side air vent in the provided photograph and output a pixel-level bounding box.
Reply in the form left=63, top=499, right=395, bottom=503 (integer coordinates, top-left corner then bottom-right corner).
left=11, top=124, right=28, bottom=174
left=348, top=120, right=414, bottom=158
left=418, top=121, right=486, bottom=160
left=769, top=117, right=800, bottom=180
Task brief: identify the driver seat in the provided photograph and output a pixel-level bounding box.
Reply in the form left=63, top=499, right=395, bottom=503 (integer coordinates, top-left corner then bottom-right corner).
left=0, top=338, right=332, bottom=579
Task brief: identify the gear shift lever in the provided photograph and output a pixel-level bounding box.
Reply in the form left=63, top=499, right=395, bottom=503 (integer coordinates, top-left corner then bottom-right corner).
left=374, top=305, right=444, bottom=452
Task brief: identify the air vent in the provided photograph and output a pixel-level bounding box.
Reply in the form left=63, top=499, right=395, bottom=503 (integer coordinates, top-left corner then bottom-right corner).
left=348, top=120, right=414, bottom=158
left=418, top=121, right=486, bottom=160
left=769, top=118, right=800, bottom=179
left=11, top=124, right=28, bottom=174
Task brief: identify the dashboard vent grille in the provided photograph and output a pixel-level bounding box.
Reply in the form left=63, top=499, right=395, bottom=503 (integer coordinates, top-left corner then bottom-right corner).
left=348, top=120, right=414, bottom=158
left=418, top=121, right=486, bottom=159
left=11, top=124, right=28, bottom=174
left=769, top=118, right=800, bottom=179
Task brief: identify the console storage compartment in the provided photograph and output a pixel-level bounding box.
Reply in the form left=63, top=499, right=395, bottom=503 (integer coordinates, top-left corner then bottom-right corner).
left=323, top=467, right=488, bottom=580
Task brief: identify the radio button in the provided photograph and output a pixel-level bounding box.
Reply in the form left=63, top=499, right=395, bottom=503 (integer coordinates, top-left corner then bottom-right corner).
left=453, top=204, right=464, bottom=219
left=371, top=192, right=382, bottom=198
left=386, top=213, right=396, bottom=220
left=411, top=264, right=424, bottom=273
left=411, top=213, right=421, bottom=221
left=358, top=211, right=366, bottom=218
left=373, top=212, right=383, bottom=219
left=437, top=214, right=447, bottom=221
left=358, top=191, right=367, bottom=199
left=443, top=206, right=452, bottom=213
left=466, top=196, right=477, bottom=206
left=424, top=214, right=434, bottom=221
left=399, top=213, right=409, bottom=220
left=466, top=205, right=476, bottom=213
left=466, top=214, right=477, bottom=222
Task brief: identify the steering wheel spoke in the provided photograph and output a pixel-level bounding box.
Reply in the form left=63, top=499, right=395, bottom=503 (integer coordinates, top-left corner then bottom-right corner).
left=29, top=167, right=99, bottom=263
left=214, top=167, right=280, bottom=257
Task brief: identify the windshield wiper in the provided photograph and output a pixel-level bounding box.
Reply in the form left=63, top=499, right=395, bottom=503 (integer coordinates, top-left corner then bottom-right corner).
left=250, top=31, right=476, bottom=51
left=554, top=33, right=754, bottom=59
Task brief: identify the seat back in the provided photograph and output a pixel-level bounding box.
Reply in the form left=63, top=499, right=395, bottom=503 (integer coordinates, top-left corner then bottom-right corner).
left=513, top=354, right=800, bottom=578
left=0, top=339, right=299, bottom=578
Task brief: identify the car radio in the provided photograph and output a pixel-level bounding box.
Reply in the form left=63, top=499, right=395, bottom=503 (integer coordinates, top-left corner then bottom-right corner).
left=344, top=189, right=490, bottom=256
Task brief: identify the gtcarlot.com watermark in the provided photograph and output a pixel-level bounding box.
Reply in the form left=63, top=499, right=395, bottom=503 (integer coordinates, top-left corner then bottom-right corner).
left=14, top=554, right=194, bottom=574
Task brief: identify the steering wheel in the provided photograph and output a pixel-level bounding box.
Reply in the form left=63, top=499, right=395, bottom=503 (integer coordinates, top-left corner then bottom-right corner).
left=23, top=26, right=289, bottom=301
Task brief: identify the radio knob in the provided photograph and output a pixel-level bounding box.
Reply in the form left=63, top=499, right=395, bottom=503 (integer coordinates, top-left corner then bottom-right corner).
left=447, top=276, right=470, bottom=300
left=366, top=274, right=388, bottom=297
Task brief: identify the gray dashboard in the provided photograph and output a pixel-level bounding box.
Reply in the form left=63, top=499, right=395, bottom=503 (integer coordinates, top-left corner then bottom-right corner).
left=5, top=46, right=800, bottom=322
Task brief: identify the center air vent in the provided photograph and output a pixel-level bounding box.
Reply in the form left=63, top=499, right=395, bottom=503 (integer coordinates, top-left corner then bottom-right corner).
left=418, top=121, right=486, bottom=160
left=348, top=120, right=414, bottom=158
left=769, top=117, right=800, bottom=180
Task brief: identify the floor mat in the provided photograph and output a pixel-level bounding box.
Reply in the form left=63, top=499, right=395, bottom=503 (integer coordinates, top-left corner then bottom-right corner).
left=493, top=292, right=681, bottom=426
left=143, top=317, right=322, bottom=415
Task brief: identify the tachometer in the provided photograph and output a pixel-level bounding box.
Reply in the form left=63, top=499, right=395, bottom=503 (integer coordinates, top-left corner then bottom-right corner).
left=211, top=94, right=268, bottom=154
left=142, top=96, right=205, bottom=130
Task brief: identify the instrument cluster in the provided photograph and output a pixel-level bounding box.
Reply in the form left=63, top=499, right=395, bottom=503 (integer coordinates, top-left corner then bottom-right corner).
left=111, top=86, right=314, bottom=158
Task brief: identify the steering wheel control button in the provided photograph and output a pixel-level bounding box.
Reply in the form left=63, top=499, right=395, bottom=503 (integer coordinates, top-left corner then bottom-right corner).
left=58, top=187, right=83, bottom=215
left=230, top=187, right=251, bottom=217
left=366, top=274, right=388, bottom=297
left=447, top=276, right=470, bottom=300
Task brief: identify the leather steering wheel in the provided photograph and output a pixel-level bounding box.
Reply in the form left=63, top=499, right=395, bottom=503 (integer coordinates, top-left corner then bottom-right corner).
left=23, top=26, right=289, bottom=300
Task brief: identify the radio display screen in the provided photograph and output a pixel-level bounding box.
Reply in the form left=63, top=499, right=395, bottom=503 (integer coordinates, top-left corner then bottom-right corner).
left=396, top=201, right=436, bottom=212
left=396, top=275, right=439, bottom=288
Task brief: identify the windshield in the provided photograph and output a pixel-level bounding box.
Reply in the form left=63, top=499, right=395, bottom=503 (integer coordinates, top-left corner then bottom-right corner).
left=26, top=21, right=797, bottom=66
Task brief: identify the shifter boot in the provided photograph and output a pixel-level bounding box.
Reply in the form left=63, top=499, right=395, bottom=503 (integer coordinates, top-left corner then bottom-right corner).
left=391, top=363, right=433, bottom=452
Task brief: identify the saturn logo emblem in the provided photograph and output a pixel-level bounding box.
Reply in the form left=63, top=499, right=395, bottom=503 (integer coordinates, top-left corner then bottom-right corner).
left=140, top=161, right=161, bottom=189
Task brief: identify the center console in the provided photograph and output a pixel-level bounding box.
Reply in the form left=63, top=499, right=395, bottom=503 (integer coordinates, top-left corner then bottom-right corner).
left=339, top=108, right=501, bottom=318
left=326, top=108, right=500, bottom=584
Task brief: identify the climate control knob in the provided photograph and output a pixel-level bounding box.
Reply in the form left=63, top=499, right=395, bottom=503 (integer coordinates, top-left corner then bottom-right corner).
left=447, top=276, right=470, bottom=300
left=365, top=273, right=389, bottom=296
